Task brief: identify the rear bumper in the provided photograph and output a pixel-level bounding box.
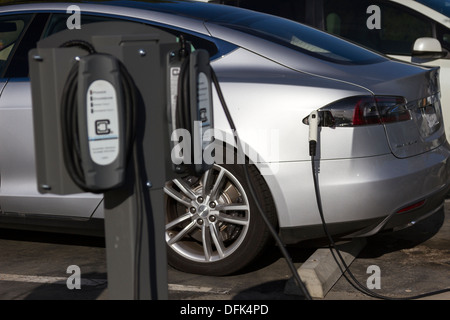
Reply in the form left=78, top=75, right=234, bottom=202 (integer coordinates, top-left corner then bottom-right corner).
left=279, top=184, right=448, bottom=244
left=345, top=182, right=449, bottom=237
left=267, top=143, right=450, bottom=244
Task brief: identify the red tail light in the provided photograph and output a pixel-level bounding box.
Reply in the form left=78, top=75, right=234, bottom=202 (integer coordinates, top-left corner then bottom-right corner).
left=320, top=95, right=410, bottom=127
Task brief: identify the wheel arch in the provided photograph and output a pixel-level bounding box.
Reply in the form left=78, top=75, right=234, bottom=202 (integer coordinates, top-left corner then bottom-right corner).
left=216, top=139, right=285, bottom=230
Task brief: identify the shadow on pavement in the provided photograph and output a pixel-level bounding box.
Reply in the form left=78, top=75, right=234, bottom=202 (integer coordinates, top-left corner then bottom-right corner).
left=23, top=272, right=107, bottom=300
left=359, top=208, right=446, bottom=259
left=0, top=228, right=105, bottom=248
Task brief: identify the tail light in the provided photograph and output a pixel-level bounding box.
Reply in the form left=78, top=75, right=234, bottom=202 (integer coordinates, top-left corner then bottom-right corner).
left=303, top=95, right=410, bottom=127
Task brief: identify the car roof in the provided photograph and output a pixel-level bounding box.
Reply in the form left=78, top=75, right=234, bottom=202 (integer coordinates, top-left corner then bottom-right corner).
left=0, top=0, right=266, bottom=37
left=0, top=0, right=254, bottom=21
left=0, top=0, right=393, bottom=76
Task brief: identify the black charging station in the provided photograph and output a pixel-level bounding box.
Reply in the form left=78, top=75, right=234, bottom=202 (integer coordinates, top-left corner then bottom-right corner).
left=29, top=21, right=214, bottom=300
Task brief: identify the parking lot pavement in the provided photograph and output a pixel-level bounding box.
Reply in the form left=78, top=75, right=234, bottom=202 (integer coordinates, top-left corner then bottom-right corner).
left=323, top=200, right=450, bottom=300
left=0, top=200, right=448, bottom=301
left=0, top=231, right=107, bottom=300
left=167, top=200, right=450, bottom=301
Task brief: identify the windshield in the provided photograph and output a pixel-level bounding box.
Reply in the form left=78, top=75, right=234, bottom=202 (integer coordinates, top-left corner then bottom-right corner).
left=416, top=0, right=450, bottom=17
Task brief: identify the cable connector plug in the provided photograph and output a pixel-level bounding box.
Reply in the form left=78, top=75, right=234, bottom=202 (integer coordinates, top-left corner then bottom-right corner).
left=308, top=110, right=319, bottom=156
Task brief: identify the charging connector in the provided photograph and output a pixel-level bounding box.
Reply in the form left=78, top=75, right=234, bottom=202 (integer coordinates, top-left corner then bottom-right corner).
left=308, top=110, right=319, bottom=156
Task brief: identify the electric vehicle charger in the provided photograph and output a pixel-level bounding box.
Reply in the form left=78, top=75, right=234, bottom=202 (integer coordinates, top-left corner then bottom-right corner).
left=60, top=40, right=137, bottom=193
left=173, top=39, right=214, bottom=177
left=61, top=38, right=217, bottom=299
left=60, top=40, right=148, bottom=299
left=308, top=111, right=450, bottom=300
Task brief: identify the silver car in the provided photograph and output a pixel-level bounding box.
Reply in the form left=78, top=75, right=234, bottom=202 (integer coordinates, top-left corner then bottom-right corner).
left=0, top=0, right=448, bottom=276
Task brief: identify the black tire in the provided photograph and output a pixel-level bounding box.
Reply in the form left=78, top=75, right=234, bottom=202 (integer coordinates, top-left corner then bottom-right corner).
left=164, top=161, right=277, bottom=276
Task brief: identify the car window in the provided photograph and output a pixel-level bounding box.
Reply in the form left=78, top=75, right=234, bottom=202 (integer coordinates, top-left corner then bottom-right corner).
left=2, top=13, right=50, bottom=79
left=2, top=13, right=105, bottom=78
left=323, top=0, right=433, bottom=56
left=43, top=13, right=124, bottom=38
left=212, top=9, right=386, bottom=65
left=436, top=22, right=450, bottom=52
left=0, top=14, right=33, bottom=77
left=43, top=13, right=219, bottom=58
left=0, top=10, right=221, bottom=79
left=217, top=0, right=308, bottom=23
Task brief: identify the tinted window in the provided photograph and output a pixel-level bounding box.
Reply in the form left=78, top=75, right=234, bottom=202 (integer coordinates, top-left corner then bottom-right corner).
left=43, top=13, right=219, bottom=58
left=218, top=0, right=307, bottom=23
left=0, top=14, right=33, bottom=77
left=3, top=14, right=48, bottom=78
left=436, top=22, right=450, bottom=51
left=43, top=13, right=124, bottom=38
left=124, top=0, right=382, bottom=64
left=214, top=11, right=386, bottom=64
left=323, top=0, right=433, bottom=55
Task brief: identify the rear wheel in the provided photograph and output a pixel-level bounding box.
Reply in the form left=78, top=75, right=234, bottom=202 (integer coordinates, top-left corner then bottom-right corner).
left=164, top=162, right=277, bottom=276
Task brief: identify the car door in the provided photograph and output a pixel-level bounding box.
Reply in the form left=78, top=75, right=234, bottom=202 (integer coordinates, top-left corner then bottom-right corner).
left=0, top=12, right=103, bottom=218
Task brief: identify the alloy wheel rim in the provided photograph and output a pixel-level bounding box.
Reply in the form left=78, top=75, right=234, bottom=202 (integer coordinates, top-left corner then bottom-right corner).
left=164, top=164, right=250, bottom=263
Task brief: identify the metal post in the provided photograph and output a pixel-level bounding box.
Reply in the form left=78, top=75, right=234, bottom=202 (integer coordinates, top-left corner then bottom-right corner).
left=103, top=178, right=168, bottom=300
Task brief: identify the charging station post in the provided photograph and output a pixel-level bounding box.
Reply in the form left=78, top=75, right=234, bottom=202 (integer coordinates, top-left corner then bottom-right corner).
left=29, top=22, right=186, bottom=300
left=99, top=32, right=183, bottom=299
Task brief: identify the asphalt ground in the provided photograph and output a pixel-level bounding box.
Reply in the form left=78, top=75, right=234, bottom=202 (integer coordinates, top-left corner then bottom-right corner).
left=0, top=199, right=448, bottom=302
left=167, top=200, right=450, bottom=301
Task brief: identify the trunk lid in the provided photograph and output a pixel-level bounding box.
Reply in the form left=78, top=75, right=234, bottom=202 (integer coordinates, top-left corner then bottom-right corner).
left=320, top=62, right=445, bottom=158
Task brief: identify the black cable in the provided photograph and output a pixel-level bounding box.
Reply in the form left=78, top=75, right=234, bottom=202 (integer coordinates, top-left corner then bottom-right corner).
left=175, top=55, right=192, bottom=133
left=60, top=61, right=87, bottom=189
left=311, top=153, right=450, bottom=300
left=133, top=132, right=144, bottom=300
left=59, top=40, right=96, bottom=54
left=210, top=69, right=312, bottom=300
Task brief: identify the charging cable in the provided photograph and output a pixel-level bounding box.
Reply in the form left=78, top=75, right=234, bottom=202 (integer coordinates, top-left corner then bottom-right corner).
left=210, top=69, right=312, bottom=300
left=308, top=110, right=450, bottom=300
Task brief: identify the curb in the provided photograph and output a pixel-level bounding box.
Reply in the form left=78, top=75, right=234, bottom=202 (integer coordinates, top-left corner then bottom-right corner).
left=284, top=238, right=367, bottom=298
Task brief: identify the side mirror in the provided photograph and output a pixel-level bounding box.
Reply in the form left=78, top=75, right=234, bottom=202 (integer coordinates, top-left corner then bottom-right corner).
left=412, top=37, right=447, bottom=59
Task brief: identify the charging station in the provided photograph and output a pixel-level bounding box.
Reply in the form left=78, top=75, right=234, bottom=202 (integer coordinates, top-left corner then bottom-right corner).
left=29, top=21, right=214, bottom=299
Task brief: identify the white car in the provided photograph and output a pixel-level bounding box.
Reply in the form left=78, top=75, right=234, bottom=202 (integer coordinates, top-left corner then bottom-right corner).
left=215, top=0, right=450, bottom=143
